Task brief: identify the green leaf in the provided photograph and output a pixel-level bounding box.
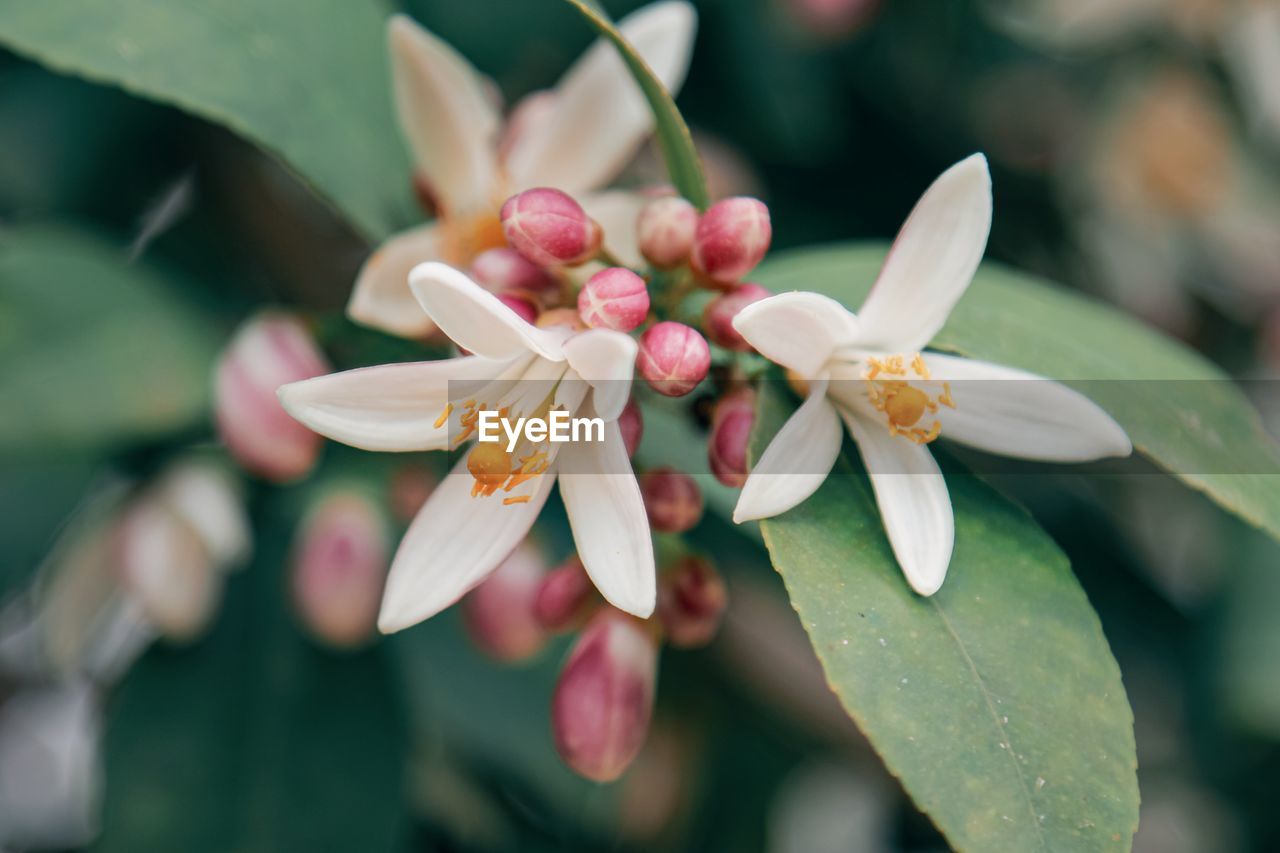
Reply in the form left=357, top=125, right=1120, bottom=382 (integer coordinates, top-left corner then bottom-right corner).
left=752, top=380, right=1139, bottom=852
left=0, top=225, right=218, bottom=452
left=754, top=243, right=1280, bottom=541
left=0, top=0, right=410, bottom=242
left=559, top=0, right=710, bottom=209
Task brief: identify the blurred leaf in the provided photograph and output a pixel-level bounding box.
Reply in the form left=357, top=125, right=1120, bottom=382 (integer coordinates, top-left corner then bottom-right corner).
left=95, top=524, right=409, bottom=853
left=1218, top=532, right=1280, bottom=739
left=0, top=0, right=410, bottom=242
left=0, top=225, right=217, bottom=452
left=560, top=0, right=709, bottom=208
left=755, top=244, right=1280, bottom=542
left=752, top=380, right=1139, bottom=852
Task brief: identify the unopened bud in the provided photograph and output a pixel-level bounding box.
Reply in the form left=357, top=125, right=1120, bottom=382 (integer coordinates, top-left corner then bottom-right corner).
left=470, top=247, right=558, bottom=294
left=637, top=322, right=710, bottom=397
left=154, top=460, right=251, bottom=571
left=709, top=388, right=756, bottom=487
left=702, top=283, right=771, bottom=351
left=578, top=268, right=650, bottom=332
left=214, top=312, right=330, bottom=482
left=690, top=197, right=772, bottom=286
left=637, top=196, right=698, bottom=269
left=497, top=292, right=539, bottom=325
left=617, top=398, right=645, bottom=458
left=639, top=468, right=703, bottom=533
left=501, top=188, right=602, bottom=268
left=552, top=610, right=658, bottom=782
left=657, top=556, right=727, bottom=648
left=534, top=555, right=595, bottom=633
left=462, top=542, right=549, bottom=661
left=291, top=490, right=389, bottom=649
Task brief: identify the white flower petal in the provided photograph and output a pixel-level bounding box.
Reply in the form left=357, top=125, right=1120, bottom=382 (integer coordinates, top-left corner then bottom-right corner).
left=503, top=1, right=697, bottom=193
left=579, top=191, right=647, bottom=268
left=854, top=154, right=993, bottom=353
left=347, top=223, right=442, bottom=338
left=409, top=262, right=567, bottom=361
left=561, top=329, right=637, bottom=421
left=733, top=292, right=861, bottom=376
left=388, top=15, right=500, bottom=214
left=733, top=380, right=842, bottom=522
left=921, top=353, right=1132, bottom=461
left=278, top=356, right=512, bottom=452
left=841, top=410, right=954, bottom=596
left=558, top=420, right=655, bottom=617
left=377, top=454, right=556, bottom=633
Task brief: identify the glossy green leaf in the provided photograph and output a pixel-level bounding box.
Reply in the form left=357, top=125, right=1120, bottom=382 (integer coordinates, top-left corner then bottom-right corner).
left=0, top=0, right=410, bottom=242
left=560, top=0, right=710, bottom=209
left=754, top=244, right=1280, bottom=541
left=0, top=226, right=218, bottom=452
left=752, top=380, right=1138, bottom=852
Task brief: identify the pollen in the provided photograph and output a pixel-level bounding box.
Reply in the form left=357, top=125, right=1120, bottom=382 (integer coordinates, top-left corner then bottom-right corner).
left=864, top=353, right=955, bottom=445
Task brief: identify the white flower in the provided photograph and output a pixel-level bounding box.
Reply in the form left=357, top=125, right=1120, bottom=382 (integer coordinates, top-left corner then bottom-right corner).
left=279, top=263, right=653, bottom=632
left=350, top=2, right=697, bottom=338
left=731, top=154, right=1132, bottom=595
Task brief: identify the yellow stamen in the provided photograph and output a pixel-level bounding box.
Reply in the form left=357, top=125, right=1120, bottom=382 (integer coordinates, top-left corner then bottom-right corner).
left=863, top=353, right=954, bottom=445
left=503, top=495, right=532, bottom=505
left=433, top=403, right=454, bottom=429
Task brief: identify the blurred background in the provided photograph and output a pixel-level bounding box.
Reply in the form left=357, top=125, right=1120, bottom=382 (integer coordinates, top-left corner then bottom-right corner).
left=2, top=0, right=1280, bottom=850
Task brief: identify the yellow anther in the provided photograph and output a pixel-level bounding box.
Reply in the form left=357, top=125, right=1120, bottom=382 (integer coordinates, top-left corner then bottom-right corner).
left=910, top=354, right=930, bottom=379
left=864, top=353, right=955, bottom=444
left=503, top=495, right=532, bottom=505
left=434, top=403, right=454, bottom=429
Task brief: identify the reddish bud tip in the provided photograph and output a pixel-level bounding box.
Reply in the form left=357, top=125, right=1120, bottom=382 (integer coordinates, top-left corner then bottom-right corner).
left=617, top=398, right=645, bottom=458
left=637, top=196, right=698, bottom=269
left=578, top=268, right=650, bottom=332
left=690, top=197, right=772, bottom=286
left=639, top=468, right=704, bottom=534
left=702, top=283, right=771, bottom=351
left=552, top=610, right=658, bottom=782
left=214, top=312, right=330, bottom=482
left=534, top=555, right=595, bottom=633
left=462, top=542, right=549, bottom=662
left=501, top=188, right=602, bottom=268
left=470, top=247, right=558, bottom=294
left=709, top=388, right=756, bottom=488
left=497, top=292, right=539, bottom=325
left=291, top=491, right=389, bottom=649
left=637, top=322, right=711, bottom=397
left=657, top=556, right=727, bottom=649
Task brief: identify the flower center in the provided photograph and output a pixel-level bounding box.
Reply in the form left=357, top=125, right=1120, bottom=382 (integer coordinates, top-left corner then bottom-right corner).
left=440, top=210, right=507, bottom=267
left=863, top=354, right=954, bottom=445
left=441, top=394, right=558, bottom=506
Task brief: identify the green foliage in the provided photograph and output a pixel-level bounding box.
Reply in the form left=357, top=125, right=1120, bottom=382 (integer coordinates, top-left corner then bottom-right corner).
left=0, top=225, right=218, bottom=453
left=752, top=380, right=1139, bottom=852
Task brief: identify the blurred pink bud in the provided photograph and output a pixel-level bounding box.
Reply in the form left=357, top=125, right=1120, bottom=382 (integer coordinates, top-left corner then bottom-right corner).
left=637, top=322, right=710, bottom=397
left=639, top=468, right=703, bottom=534
left=462, top=542, right=549, bottom=662
left=113, top=497, right=220, bottom=642
left=215, top=312, right=330, bottom=482
left=291, top=490, right=389, bottom=649
left=637, top=196, right=698, bottom=268
left=709, top=388, right=756, bottom=487
left=501, top=188, right=602, bottom=268
left=691, top=197, right=772, bottom=286
left=389, top=463, right=437, bottom=522
left=788, top=0, right=880, bottom=37
left=657, top=556, right=727, bottom=649
left=470, top=247, right=558, bottom=294
left=534, top=555, right=595, bottom=633
left=578, top=268, right=650, bottom=332
left=552, top=610, right=658, bottom=782
left=703, top=283, right=771, bottom=351
left=155, top=461, right=251, bottom=570
left=617, top=398, right=645, bottom=458
left=497, top=292, right=539, bottom=325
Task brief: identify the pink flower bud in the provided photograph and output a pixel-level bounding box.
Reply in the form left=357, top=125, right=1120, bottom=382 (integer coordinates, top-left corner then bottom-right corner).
left=497, top=292, right=539, bottom=325
left=702, top=282, right=771, bottom=351
left=617, top=398, right=645, bottom=458
left=501, top=188, right=602, bottom=268
left=637, top=196, right=698, bottom=269
left=657, top=557, right=727, bottom=649
left=552, top=610, right=658, bottom=782
left=389, top=463, right=437, bottom=522
left=636, top=322, right=710, bottom=397
left=215, top=312, right=330, bottom=482
left=709, top=388, right=756, bottom=487
left=534, top=555, right=595, bottom=633
left=462, top=542, right=549, bottom=662
left=690, top=197, right=772, bottom=286
left=291, top=490, right=389, bottom=649
left=578, top=268, right=650, bottom=332
left=639, top=468, right=703, bottom=534
left=470, top=247, right=558, bottom=294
